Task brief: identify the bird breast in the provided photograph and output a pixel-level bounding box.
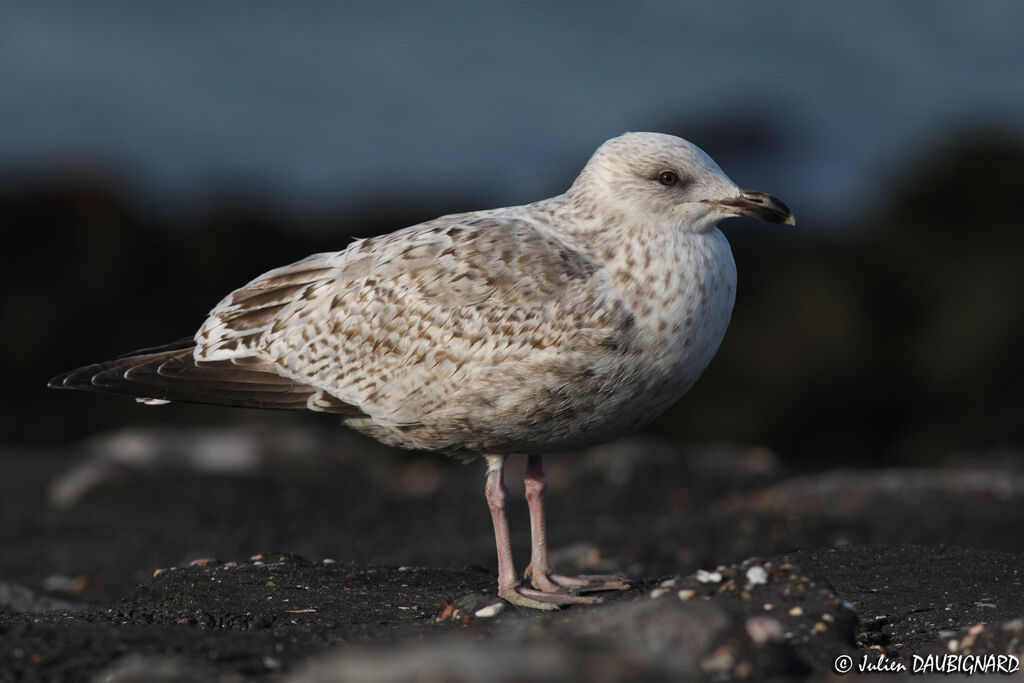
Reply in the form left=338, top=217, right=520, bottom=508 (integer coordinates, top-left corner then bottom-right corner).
left=604, top=226, right=737, bottom=411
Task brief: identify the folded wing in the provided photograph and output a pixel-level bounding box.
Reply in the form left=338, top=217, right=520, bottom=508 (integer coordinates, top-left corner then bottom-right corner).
left=52, top=213, right=632, bottom=426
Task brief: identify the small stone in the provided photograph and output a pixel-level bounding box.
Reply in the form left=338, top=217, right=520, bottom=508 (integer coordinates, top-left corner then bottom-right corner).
left=696, top=569, right=723, bottom=584
left=435, top=601, right=455, bottom=621
left=474, top=602, right=505, bottom=618
left=788, top=606, right=804, bottom=617
left=701, top=646, right=735, bottom=673
left=650, top=587, right=669, bottom=599
left=745, top=616, right=784, bottom=645
left=678, top=589, right=696, bottom=601
left=812, top=621, right=828, bottom=633
left=658, top=578, right=678, bottom=589
left=322, top=558, right=336, bottom=565
left=745, top=566, right=768, bottom=586
left=960, top=623, right=985, bottom=649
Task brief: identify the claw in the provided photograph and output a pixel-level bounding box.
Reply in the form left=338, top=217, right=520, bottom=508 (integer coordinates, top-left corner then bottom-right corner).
left=525, top=566, right=630, bottom=594
left=499, top=585, right=603, bottom=610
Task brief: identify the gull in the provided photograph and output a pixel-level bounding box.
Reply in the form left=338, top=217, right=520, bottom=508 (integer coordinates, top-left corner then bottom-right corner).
left=50, top=132, right=794, bottom=609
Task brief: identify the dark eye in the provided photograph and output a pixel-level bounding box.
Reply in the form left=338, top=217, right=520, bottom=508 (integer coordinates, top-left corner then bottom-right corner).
left=658, top=170, right=678, bottom=186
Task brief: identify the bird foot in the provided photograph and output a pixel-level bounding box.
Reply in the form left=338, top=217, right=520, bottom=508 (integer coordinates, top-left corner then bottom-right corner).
left=524, top=566, right=631, bottom=594
left=498, top=584, right=603, bottom=610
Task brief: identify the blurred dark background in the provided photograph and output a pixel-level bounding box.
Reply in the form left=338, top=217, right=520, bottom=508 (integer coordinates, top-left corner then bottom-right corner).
left=2, top=2, right=1022, bottom=465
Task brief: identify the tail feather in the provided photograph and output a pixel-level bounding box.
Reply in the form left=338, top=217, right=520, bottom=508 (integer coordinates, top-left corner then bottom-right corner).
left=49, top=340, right=362, bottom=414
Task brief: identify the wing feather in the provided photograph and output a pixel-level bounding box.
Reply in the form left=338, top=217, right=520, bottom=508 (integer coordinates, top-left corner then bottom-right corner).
left=49, top=342, right=362, bottom=414
left=195, top=214, right=633, bottom=427
left=53, top=213, right=635, bottom=427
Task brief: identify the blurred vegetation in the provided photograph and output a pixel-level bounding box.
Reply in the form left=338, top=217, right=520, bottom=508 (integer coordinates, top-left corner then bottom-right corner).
left=2, top=133, right=1022, bottom=465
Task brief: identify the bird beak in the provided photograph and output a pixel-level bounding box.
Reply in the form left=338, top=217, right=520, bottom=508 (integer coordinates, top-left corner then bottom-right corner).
left=709, top=190, right=796, bottom=225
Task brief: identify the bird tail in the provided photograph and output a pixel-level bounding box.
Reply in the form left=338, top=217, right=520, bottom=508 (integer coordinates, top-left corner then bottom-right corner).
left=48, top=338, right=359, bottom=414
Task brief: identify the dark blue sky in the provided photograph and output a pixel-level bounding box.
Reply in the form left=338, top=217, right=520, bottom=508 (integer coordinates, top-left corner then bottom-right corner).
left=2, top=1, right=1022, bottom=227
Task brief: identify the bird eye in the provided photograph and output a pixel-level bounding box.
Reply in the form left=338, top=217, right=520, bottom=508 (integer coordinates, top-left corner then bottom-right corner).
left=658, top=171, right=678, bottom=186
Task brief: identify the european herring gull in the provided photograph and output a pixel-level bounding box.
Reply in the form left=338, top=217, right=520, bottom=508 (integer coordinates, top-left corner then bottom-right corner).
left=50, top=132, right=794, bottom=609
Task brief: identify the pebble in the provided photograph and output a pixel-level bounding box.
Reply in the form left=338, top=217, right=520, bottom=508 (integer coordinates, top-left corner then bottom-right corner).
left=700, top=646, right=735, bottom=674
left=696, top=569, right=723, bottom=584
left=745, top=566, right=768, bottom=586
left=474, top=602, right=505, bottom=618
left=745, top=616, right=784, bottom=645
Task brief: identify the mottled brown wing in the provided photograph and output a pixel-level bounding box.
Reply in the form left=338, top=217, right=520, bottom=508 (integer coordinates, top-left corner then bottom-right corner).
left=196, top=215, right=631, bottom=427
left=196, top=217, right=603, bottom=360
left=48, top=338, right=361, bottom=414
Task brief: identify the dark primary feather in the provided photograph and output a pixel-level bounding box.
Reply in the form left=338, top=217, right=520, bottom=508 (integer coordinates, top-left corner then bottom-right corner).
left=48, top=339, right=361, bottom=414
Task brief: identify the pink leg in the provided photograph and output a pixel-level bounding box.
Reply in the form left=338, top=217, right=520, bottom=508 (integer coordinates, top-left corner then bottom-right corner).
left=483, top=455, right=600, bottom=609
left=522, top=454, right=629, bottom=594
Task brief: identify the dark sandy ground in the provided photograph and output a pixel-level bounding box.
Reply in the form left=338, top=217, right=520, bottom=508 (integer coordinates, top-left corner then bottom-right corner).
left=2, top=428, right=1023, bottom=681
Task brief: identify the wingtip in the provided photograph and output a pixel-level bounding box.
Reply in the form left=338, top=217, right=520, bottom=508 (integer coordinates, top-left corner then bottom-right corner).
left=48, top=366, right=101, bottom=390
